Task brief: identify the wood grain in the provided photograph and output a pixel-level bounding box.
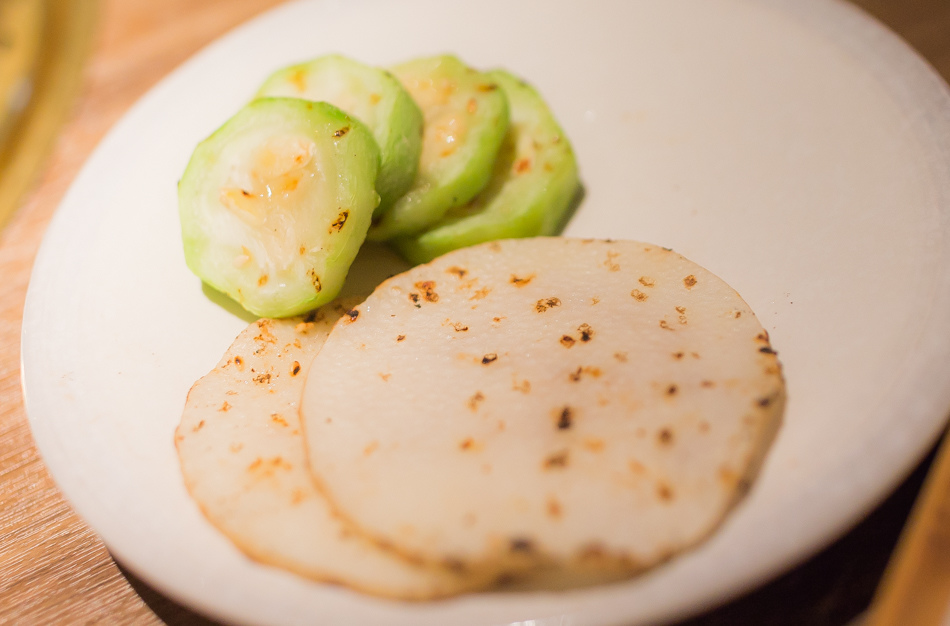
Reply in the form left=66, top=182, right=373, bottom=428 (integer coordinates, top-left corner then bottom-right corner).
left=0, top=2, right=284, bottom=623
left=0, top=1, right=947, bottom=624
left=865, top=434, right=950, bottom=625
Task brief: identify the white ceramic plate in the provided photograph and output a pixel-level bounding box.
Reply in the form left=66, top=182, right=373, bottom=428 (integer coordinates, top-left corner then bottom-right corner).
left=21, top=0, right=950, bottom=624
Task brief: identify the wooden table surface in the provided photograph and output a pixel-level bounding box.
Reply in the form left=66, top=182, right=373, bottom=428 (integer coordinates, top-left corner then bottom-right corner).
left=1, top=1, right=948, bottom=624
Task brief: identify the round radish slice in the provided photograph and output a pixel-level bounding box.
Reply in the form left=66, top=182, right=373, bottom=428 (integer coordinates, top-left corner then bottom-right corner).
left=175, top=301, right=487, bottom=599
left=302, top=238, right=785, bottom=582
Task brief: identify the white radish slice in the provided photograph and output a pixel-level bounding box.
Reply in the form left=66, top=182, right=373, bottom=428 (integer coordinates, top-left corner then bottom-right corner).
left=175, top=301, right=484, bottom=599
left=301, top=238, right=785, bottom=582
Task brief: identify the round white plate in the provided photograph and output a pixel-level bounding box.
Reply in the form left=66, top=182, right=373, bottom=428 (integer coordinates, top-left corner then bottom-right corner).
left=22, top=0, right=950, bottom=624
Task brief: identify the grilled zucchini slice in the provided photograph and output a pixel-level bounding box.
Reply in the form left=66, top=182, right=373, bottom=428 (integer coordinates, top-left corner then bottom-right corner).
left=256, top=55, right=422, bottom=215
left=392, top=70, right=579, bottom=264
left=367, top=55, right=509, bottom=240
left=178, top=97, right=379, bottom=317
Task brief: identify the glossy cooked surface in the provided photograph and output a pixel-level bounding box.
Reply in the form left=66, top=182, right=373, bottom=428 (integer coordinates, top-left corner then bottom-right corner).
left=367, top=55, right=509, bottom=240
left=394, top=69, right=580, bottom=264
left=179, top=97, right=379, bottom=317
left=256, top=54, right=423, bottom=214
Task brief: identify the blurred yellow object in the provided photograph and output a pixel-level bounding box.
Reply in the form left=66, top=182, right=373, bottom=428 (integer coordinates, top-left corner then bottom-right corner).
left=865, top=429, right=950, bottom=626
left=0, top=0, right=96, bottom=230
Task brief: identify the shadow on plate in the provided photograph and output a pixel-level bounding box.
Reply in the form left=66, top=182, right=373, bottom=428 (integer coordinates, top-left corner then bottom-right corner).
left=199, top=241, right=410, bottom=321
left=117, top=561, right=226, bottom=626
left=673, top=439, right=936, bottom=626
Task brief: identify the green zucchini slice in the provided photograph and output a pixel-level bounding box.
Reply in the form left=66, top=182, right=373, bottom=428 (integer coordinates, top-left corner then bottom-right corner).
left=367, top=55, right=509, bottom=241
left=255, top=55, right=422, bottom=215
left=393, top=70, right=579, bottom=264
left=178, top=97, right=379, bottom=318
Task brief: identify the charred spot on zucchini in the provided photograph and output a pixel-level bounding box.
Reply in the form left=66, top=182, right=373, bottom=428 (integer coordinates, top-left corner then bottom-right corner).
left=178, top=97, right=379, bottom=318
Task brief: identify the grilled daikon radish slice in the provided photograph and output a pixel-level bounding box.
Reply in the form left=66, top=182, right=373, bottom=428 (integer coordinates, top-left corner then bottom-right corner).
left=256, top=55, right=423, bottom=215
left=302, top=238, right=784, bottom=582
left=175, top=302, right=487, bottom=599
left=367, top=55, right=509, bottom=241
left=394, top=70, right=580, bottom=264
left=179, top=97, right=379, bottom=318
